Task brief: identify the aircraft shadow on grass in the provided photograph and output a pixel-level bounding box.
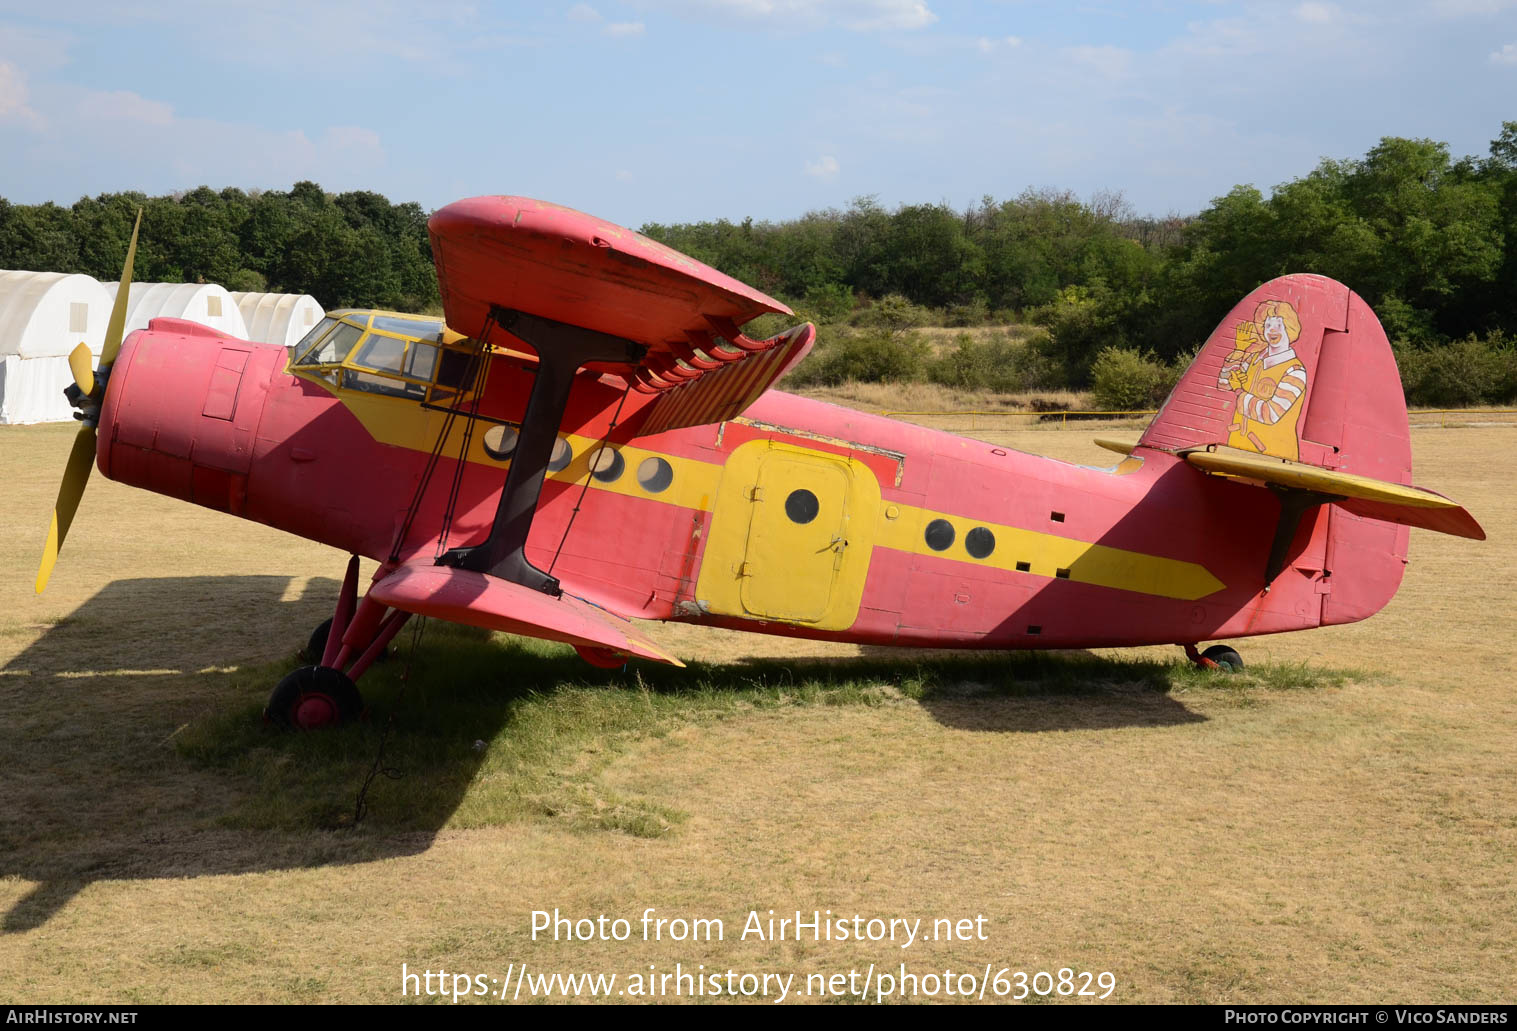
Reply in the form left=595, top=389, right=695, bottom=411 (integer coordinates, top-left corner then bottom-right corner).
left=0, top=574, right=1206, bottom=933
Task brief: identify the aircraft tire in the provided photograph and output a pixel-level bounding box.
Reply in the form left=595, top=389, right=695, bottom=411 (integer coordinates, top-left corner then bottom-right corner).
left=265, top=665, right=364, bottom=729
left=304, top=618, right=334, bottom=662
left=1201, top=645, right=1244, bottom=673
left=304, top=617, right=390, bottom=665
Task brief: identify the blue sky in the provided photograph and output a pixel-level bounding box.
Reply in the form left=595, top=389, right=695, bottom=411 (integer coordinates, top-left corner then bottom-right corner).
left=1, top=1, right=1514, bottom=226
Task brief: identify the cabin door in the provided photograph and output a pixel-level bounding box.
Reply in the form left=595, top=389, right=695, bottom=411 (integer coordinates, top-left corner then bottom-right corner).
left=695, top=438, right=880, bottom=631
left=739, top=451, right=854, bottom=623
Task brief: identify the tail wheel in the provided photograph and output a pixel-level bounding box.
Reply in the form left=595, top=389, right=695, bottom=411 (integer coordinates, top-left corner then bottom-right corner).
left=265, top=665, right=364, bottom=729
left=1201, top=645, right=1244, bottom=673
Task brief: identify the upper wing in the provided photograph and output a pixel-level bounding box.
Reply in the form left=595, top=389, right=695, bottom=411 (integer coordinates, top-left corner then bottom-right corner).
left=369, top=562, right=685, bottom=666
left=428, top=196, right=812, bottom=430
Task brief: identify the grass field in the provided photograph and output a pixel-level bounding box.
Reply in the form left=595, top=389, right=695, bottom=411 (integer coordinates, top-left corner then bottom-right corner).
left=0, top=414, right=1512, bottom=1004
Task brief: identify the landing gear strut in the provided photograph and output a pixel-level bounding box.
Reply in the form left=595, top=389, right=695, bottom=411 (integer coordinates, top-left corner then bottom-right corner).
left=265, top=555, right=412, bottom=729
left=1183, top=643, right=1245, bottom=672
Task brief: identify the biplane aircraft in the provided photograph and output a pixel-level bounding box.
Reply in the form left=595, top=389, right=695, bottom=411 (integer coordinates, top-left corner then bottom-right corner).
left=36, top=197, right=1484, bottom=728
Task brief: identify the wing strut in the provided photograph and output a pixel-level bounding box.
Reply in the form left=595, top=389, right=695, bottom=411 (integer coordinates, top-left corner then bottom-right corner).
left=436, top=307, right=644, bottom=595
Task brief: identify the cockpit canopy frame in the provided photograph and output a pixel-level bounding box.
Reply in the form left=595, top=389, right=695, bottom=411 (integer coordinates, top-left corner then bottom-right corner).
left=289, top=308, right=485, bottom=405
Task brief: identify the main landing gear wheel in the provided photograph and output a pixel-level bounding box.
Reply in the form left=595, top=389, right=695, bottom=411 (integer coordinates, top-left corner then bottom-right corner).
left=304, top=618, right=334, bottom=663
left=265, top=665, right=364, bottom=729
left=303, top=617, right=389, bottom=665
left=1201, top=645, right=1244, bottom=673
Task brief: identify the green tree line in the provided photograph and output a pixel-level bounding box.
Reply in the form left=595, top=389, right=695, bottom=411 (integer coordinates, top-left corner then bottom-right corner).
left=0, top=182, right=438, bottom=312
left=2, top=123, right=1514, bottom=404
left=643, top=124, right=1517, bottom=405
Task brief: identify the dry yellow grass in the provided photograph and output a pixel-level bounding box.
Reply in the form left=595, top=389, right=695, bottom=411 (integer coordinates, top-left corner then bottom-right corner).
left=0, top=418, right=1512, bottom=1004
left=799, top=381, right=1094, bottom=416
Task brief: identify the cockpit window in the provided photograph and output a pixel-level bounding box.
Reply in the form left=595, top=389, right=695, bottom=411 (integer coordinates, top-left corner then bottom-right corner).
left=352, top=332, right=408, bottom=375
left=297, top=320, right=363, bottom=366
left=372, top=315, right=442, bottom=338
left=290, top=308, right=485, bottom=406
left=341, top=368, right=427, bottom=399
left=292, top=316, right=337, bottom=358
left=406, top=341, right=439, bottom=381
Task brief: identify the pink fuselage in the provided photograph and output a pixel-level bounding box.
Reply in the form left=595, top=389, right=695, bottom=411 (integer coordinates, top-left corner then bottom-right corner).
left=94, top=320, right=1408, bottom=653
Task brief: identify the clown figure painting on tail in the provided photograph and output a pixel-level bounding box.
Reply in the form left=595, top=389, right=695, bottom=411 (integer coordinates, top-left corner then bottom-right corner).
left=1218, top=299, right=1309, bottom=460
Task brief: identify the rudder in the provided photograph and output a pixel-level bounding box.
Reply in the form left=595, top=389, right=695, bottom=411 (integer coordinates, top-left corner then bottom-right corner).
left=1139, top=274, right=1415, bottom=625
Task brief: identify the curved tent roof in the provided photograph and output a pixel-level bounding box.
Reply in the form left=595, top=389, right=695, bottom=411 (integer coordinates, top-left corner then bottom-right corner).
left=0, top=270, right=115, bottom=358
left=105, top=282, right=249, bottom=339
left=231, top=291, right=325, bottom=348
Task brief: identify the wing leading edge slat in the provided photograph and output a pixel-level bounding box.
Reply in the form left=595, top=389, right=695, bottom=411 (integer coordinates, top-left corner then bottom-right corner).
left=633, top=323, right=815, bottom=436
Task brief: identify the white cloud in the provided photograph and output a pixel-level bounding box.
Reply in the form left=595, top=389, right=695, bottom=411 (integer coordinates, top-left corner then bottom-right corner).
left=0, top=61, right=45, bottom=129
left=804, top=154, right=840, bottom=179
left=77, top=89, right=174, bottom=127
left=1492, top=42, right=1517, bottom=62
left=323, top=126, right=384, bottom=153
left=1432, top=0, right=1516, bottom=15
left=0, top=25, right=73, bottom=71
left=567, top=2, right=602, bottom=21
left=652, top=1, right=936, bottom=32
left=976, top=34, right=1021, bottom=54
left=615, top=169, right=634, bottom=181
left=11, top=79, right=391, bottom=196
left=1295, top=2, right=1338, bottom=23
left=604, top=20, right=646, bottom=35
left=1064, top=44, right=1134, bottom=80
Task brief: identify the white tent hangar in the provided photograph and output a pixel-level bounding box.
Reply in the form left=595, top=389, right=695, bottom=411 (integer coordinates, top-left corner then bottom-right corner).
left=105, top=282, right=250, bottom=340
left=231, top=291, right=325, bottom=349
left=0, top=271, right=115, bottom=424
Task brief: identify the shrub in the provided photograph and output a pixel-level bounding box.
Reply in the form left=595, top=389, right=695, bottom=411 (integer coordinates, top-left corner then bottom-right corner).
left=942, top=297, right=990, bottom=327
left=1397, top=332, right=1517, bottom=406
left=927, top=331, right=1061, bottom=392
left=789, top=328, right=930, bottom=386
left=1089, top=346, right=1175, bottom=411
left=800, top=283, right=855, bottom=324
left=1027, top=285, right=1126, bottom=385
left=849, top=293, right=933, bottom=332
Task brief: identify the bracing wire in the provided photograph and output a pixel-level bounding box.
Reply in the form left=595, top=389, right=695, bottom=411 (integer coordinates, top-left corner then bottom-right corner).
left=548, top=379, right=633, bottom=577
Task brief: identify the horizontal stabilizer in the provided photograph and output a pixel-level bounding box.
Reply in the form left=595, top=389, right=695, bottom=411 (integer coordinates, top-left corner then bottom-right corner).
left=1093, top=438, right=1483, bottom=540
left=1181, top=445, right=1485, bottom=540
left=369, top=563, right=685, bottom=666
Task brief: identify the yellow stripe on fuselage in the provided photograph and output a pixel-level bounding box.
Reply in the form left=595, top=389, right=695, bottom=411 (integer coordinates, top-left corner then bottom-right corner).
left=309, top=373, right=1223, bottom=601
left=874, top=505, right=1223, bottom=601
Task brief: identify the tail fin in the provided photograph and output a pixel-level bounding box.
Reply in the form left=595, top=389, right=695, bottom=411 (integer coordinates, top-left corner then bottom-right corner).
left=1138, top=274, right=1482, bottom=625
left=1140, top=273, right=1409, bottom=478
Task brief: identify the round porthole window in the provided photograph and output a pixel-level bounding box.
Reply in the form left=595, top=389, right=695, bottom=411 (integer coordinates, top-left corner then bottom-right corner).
left=482, top=424, right=519, bottom=461
left=924, top=518, right=955, bottom=552
left=547, top=436, right=572, bottom=472
left=965, top=526, right=995, bottom=559
left=589, top=447, right=625, bottom=483
left=637, top=456, right=674, bottom=493
left=785, top=488, right=819, bottom=524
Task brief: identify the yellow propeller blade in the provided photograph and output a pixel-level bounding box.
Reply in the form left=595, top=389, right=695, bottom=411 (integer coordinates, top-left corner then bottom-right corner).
left=35, top=425, right=99, bottom=594
left=67, top=342, right=95, bottom=397
left=100, top=208, right=142, bottom=368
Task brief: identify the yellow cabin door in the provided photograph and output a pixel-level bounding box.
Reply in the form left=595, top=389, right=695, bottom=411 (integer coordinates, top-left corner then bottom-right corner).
left=739, top=453, right=852, bottom=622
